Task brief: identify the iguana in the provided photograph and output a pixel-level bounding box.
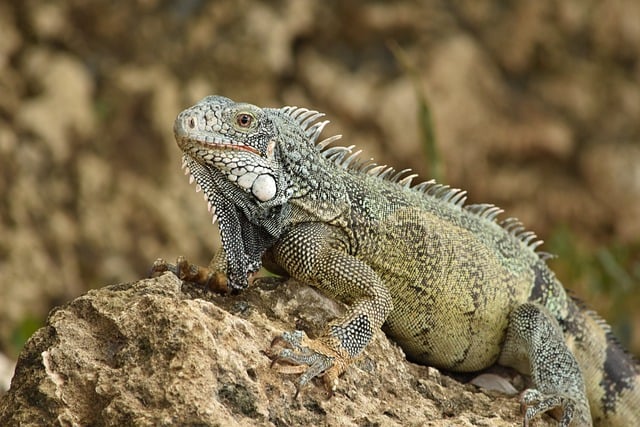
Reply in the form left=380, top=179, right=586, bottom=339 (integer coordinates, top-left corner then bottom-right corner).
left=152, top=95, right=640, bottom=426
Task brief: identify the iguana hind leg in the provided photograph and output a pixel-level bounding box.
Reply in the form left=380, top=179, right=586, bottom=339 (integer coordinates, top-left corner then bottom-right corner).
left=499, top=303, right=592, bottom=426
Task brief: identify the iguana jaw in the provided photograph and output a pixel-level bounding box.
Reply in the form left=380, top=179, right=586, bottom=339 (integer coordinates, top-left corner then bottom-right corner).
left=180, top=142, right=278, bottom=204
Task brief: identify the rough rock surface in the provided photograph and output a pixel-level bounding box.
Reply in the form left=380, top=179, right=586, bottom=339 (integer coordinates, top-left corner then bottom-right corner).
left=0, top=274, right=551, bottom=426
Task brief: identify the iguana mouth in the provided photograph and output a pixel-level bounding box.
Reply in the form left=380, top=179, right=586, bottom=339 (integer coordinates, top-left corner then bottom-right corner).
left=179, top=136, right=261, bottom=157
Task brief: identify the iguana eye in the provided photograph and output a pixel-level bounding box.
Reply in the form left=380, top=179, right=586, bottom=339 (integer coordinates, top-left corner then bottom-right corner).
left=236, top=112, right=254, bottom=128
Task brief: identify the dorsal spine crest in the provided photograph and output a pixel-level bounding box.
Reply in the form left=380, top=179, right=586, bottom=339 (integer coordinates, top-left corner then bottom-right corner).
left=279, top=104, right=547, bottom=256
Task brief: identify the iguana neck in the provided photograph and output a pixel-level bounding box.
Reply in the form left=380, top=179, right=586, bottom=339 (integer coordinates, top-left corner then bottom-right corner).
left=274, top=118, right=350, bottom=223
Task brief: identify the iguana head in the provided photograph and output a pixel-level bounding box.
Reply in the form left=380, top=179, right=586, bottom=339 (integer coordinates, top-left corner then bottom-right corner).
left=175, top=96, right=347, bottom=220
left=173, top=95, right=345, bottom=289
left=174, top=95, right=292, bottom=206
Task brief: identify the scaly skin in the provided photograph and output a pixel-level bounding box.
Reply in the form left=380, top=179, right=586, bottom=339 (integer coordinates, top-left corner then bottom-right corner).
left=152, top=96, right=639, bottom=426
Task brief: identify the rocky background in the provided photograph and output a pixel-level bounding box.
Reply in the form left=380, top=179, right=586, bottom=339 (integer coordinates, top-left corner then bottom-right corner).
left=0, top=0, right=639, bottom=398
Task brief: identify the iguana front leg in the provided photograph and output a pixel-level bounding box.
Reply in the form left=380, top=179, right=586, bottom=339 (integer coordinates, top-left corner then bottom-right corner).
left=269, top=222, right=393, bottom=394
left=499, top=303, right=592, bottom=426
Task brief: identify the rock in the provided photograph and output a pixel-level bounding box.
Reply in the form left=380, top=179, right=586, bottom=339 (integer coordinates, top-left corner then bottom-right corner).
left=0, top=353, right=15, bottom=394
left=0, top=273, right=550, bottom=426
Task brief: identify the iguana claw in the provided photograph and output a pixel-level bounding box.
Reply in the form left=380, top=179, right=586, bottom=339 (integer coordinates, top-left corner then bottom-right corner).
left=150, top=256, right=230, bottom=293
left=270, top=330, right=337, bottom=397
left=520, top=388, right=584, bottom=427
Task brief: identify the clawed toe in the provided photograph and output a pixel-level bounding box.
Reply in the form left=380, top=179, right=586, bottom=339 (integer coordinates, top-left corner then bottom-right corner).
left=520, top=388, right=583, bottom=427
left=149, top=256, right=229, bottom=292
left=150, top=258, right=175, bottom=277
left=269, top=330, right=336, bottom=396
left=271, top=330, right=306, bottom=351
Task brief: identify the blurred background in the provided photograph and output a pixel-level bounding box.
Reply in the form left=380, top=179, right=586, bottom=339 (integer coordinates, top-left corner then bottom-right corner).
left=1, top=0, right=639, bottom=381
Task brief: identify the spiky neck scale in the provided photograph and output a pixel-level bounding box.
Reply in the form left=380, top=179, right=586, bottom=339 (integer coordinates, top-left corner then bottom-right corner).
left=268, top=106, right=351, bottom=223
